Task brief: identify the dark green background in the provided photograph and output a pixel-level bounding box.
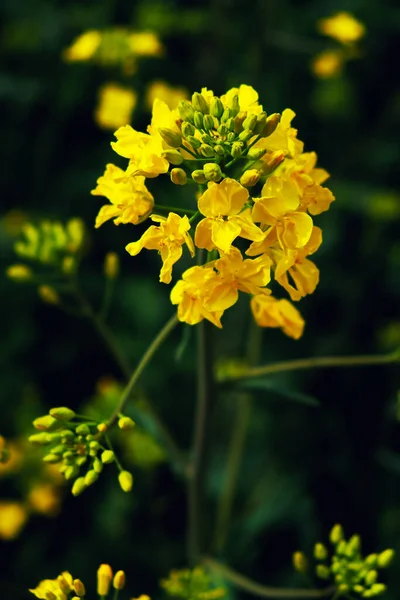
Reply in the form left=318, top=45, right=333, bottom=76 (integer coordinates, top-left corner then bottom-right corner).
left=1, top=0, right=399, bottom=598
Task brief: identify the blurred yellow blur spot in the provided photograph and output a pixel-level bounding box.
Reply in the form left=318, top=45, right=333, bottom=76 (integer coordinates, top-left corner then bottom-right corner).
left=311, top=50, right=343, bottom=79
left=0, top=501, right=28, bottom=540
left=128, top=32, right=164, bottom=57
left=63, top=30, right=101, bottom=62
left=317, top=12, right=365, bottom=45
left=0, top=440, right=24, bottom=476
left=368, top=192, right=400, bottom=221
left=28, top=483, right=61, bottom=516
left=145, top=80, right=188, bottom=110
left=95, top=83, right=137, bottom=130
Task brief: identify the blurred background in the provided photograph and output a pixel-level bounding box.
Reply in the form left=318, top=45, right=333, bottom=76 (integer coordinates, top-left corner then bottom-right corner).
left=1, top=0, right=399, bottom=598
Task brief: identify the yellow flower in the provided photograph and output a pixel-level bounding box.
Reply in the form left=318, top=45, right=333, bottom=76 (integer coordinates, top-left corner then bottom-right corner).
left=147, top=98, right=181, bottom=136
left=272, top=226, right=322, bottom=301
left=95, top=83, right=137, bottom=130
left=249, top=177, right=313, bottom=253
left=30, top=572, right=73, bottom=599
left=251, top=294, right=305, bottom=339
left=111, top=126, right=169, bottom=178
left=318, top=12, right=365, bottom=45
left=128, top=32, right=164, bottom=57
left=312, top=50, right=344, bottom=78
left=63, top=30, right=101, bottom=62
left=0, top=501, right=27, bottom=540
left=195, top=178, right=264, bottom=253
left=91, top=164, right=154, bottom=228
left=255, top=109, right=303, bottom=158
left=146, top=81, right=188, bottom=110
left=170, top=265, right=224, bottom=328
left=221, top=84, right=263, bottom=115
left=28, top=483, right=61, bottom=516
left=125, top=213, right=195, bottom=284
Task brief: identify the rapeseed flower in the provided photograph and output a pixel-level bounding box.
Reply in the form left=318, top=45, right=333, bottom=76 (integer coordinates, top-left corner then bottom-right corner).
left=95, top=83, right=137, bottom=130
left=318, top=12, right=365, bottom=45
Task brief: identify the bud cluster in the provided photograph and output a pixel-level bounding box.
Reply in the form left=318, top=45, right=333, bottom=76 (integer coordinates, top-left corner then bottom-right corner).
left=29, top=406, right=135, bottom=495
left=161, top=567, right=226, bottom=600
left=293, top=524, right=395, bottom=598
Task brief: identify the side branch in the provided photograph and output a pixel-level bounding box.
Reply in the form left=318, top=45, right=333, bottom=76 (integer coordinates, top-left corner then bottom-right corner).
left=220, top=352, right=399, bottom=382
left=203, top=557, right=335, bottom=599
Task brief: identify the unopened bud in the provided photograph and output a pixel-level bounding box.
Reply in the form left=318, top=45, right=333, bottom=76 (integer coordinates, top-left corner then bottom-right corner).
left=191, top=170, right=207, bottom=184
left=192, top=92, right=209, bottom=114
left=369, top=584, right=387, bottom=596
left=199, top=144, right=215, bottom=158
left=43, top=453, right=62, bottom=464
left=243, top=114, right=258, bottom=131
left=254, top=112, right=267, bottom=134
left=292, top=551, right=308, bottom=573
left=118, top=416, right=136, bottom=431
left=33, top=415, right=59, bottom=431
left=97, top=423, right=108, bottom=433
left=230, top=94, right=240, bottom=117
left=210, top=97, right=223, bottom=119
left=247, top=147, right=267, bottom=160
left=221, top=107, right=231, bottom=122
left=263, top=113, right=280, bottom=137
left=118, top=470, right=133, bottom=492
left=49, top=407, right=76, bottom=421
left=346, top=534, right=361, bottom=557
left=214, top=145, right=225, bottom=157
left=182, top=122, right=196, bottom=138
left=226, top=118, right=235, bottom=132
left=57, top=575, right=71, bottom=594
left=186, top=135, right=201, bottom=149
left=65, top=465, right=79, bottom=480
left=97, top=564, right=113, bottom=597
left=62, top=256, right=75, bottom=274
left=238, top=129, right=254, bottom=142
left=314, top=543, right=328, bottom=561
left=240, top=169, right=260, bottom=187
left=193, top=112, right=204, bottom=130
left=227, top=132, right=236, bottom=142
left=201, top=133, right=214, bottom=145
left=104, top=252, right=119, bottom=279
left=93, top=458, right=103, bottom=473
left=260, top=150, right=285, bottom=175
left=231, top=141, right=243, bottom=158
left=71, top=477, right=87, bottom=496
left=365, top=571, right=378, bottom=586
left=38, top=285, right=59, bottom=305
left=338, top=584, right=349, bottom=594
left=101, top=450, right=115, bottom=464
left=217, top=124, right=229, bottom=137
left=377, top=549, right=395, bottom=568
left=158, top=128, right=182, bottom=148
left=315, top=565, right=330, bottom=579
left=170, top=168, right=187, bottom=186
left=6, top=264, right=32, bottom=281
left=178, top=100, right=195, bottom=123
left=203, top=163, right=223, bottom=182
left=73, top=579, right=86, bottom=597
left=203, top=114, right=215, bottom=131
left=163, top=149, right=184, bottom=165
left=29, top=432, right=52, bottom=445
left=85, top=469, right=98, bottom=486
left=76, top=424, right=90, bottom=436
left=113, top=570, right=126, bottom=590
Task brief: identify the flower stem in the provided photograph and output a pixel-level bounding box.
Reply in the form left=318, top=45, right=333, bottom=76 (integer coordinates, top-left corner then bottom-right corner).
left=219, top=351, right=400, bottom=382
left=187, top=320, right=214, bottom=565
left=153, top=205, right=197, bottom=215
left=203, top=557, right=336, bottom=599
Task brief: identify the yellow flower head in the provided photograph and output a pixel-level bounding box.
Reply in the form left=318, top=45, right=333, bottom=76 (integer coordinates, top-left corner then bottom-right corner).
left=0, top=501, right=27, bottom=540
left=255, top=109, right=303, bottom=158
left=112, top=126, right=169, bottom=178
left=318, top=12, right=365, bottom=45
left=30, top=572, right=73, bottom=599
left=91, top=164, right=154, bottom=228
left=221, top=84, right=263, bottom=115
left=63, top=30, right=101, bottom=62
left=128, top=32, right=164, bottom=57
left=251, top=294, right=305, bottom=339
left=195, top=178, right=264, bottom=254
left=312, top=50, right=344, bottom=79
left=147, top=98, right=181, bottom=136
left=146, top=81, right=188, bottom=111
left=126, top=212, right=195, bottom=284
left=95, top=84, right=137, bottom=130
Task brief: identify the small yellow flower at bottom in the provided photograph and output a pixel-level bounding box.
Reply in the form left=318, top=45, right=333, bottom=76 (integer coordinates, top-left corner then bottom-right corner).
left=95, top=83, right=137, bottom=130
left=126, top=212, right=195, bottom=284
left=97, top=564, right=113, bottom=597
left=251, top=294, right=305, bottom=339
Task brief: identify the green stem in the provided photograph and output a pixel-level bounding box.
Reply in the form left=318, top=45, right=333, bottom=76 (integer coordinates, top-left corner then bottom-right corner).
left=219, top=352, right=400, bottom=382
left=203, top=557, right=336, bottom=599
left=187, top=320, right=214, bottom=565
left=153, top=205, right=197, bottom=215
left=99, top=275, right=115, bottom=322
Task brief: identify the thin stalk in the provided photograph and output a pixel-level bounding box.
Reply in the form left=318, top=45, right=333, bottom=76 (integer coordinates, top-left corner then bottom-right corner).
left=220, top=352, right=400, bottom=382
left=153, top=205, right=197, bottom=215
left=203, top=557, right=336, bottom=599
left=187, top=320, right=214, bottom=565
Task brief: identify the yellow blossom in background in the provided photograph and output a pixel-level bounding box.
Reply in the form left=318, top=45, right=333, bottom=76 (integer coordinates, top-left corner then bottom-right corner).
left=63, top=30, right=101, bottom=62
left=27, top=483, right=61, bottom=516
left=312, top=50, right=344, bottom=78
left=128, top=32, right=164, bottom=57
left=95, top=83, right=137, bottom=130
left=0, top=501, right=28, bottom=540
left=221, top=84, right=263, bottom=115
left=251, top=294, right=305, bottom=339
left=126, top=213, right=195, bottom=284
left=91, top=164, right=154, bottom=228
left=317, top=12, right=365, bottom=45
left=146, top=80, right=188, bottom=111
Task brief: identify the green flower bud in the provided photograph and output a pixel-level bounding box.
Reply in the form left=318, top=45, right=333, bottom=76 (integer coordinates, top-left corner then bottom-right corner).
left=238, top=129, right=254, bottom=142
left=158, top=128, right=182, bottom=148
left=365, top=571, right=378, bottom=586
left=210, top=97, right=224, bottom=119
left=338, top=584, right=349, bottom=594
left=253, top=112, right=267, bottom=134
left=76, top=424, right=90, bottom=436
left=193, top=111, right=204, bottom=130
left=178, top=100, right=195, bottom=123
left=203, top=163, right=223, bottom=182
left=192, top=92, right=209, bottom=114
left=61, top=430, right=75, bottom=442
left=315, top=565, right=330, bottom=579
left=29, top=432, right=52, bottom=445
left=33, top=415, right=59, bottom=431
left=186, top=135, right=201, bottom=149
left=51, top=444, right=66, bottom=455
left=369, top=584, right=387, bottom=597
left=49, top=407, right=76, bottom=421
left=337, top=540, right=347, bottom=555
left=240, top=169, right=260, bottom=187
left=191, top=170, right=207, bottom=184
left=199, top=144, right=215, bottom=158
left=163, top=149, right=184, bottom=165
left=247, top=147, right=267, bottom=160
left=221, top=107, right=231, bottom=122
left=182, top=122, right=196, bottom=138
left=63, top=450, right=75, bottom=459
left=233, top=112, right=246, bottom=134
left=231, top=141, right=243, bottom=158
left=262, top=113, right=280, bottom=137
left=65, top=465, right=79, bottom=480
left=93, top=458, right=103, bottom=473
left=101, top=450, right=115, bottom=464
left=170, top=168, right=188, bottom=185
left=227, top=117, right=236, bottom=132
left=230, top=94, right=240, bottom=117
left=227, top=132, right=236, bottom=142
left=76, top=456, right=87, bottom=467
left=201, top=133, right=214, bottom=145
left=214, top=144, right=225, bottom=157
left=89, top=440, right=100, bottom=450
left=89, top=448, right=97, bottom=457
left=203, top=114, right=215, bottom=131
left=243, top=114, right=258, bottom=131
left=292, top=551, right=308, bottom=573
left=85, top=469, right=99, bottom=486
left=119, top=470, right=133, bottom=492
left=71, top=477, right=87, bottom=496
left=43, top=453, right=62, bottom=464
left=365, top=554, right=378, bottom=568
left=73, top=579, right=86, bottom=597
left=330, top=522, right=344, bottom=544
left=346, top=534, right=361, bottom=557
left=217, top=124, right=229, bottom=137
left=376, top=549, right=394, bottom=568
left=118, top=416, right=136, bottom=431
left=354, top=585, right=365, bottom=594
left=314, top=543, right=328, bottom=561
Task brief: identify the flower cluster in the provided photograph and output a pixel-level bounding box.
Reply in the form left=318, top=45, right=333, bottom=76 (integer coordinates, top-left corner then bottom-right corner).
left=29, top=407, right=135, bottom=496
left=30, top=564, right=127, bottom=599
left=293, top=524, right=395, bottom=598
left=92, top=85, right=335, bottom=338
left=161, top=567, right=226, bottom=600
